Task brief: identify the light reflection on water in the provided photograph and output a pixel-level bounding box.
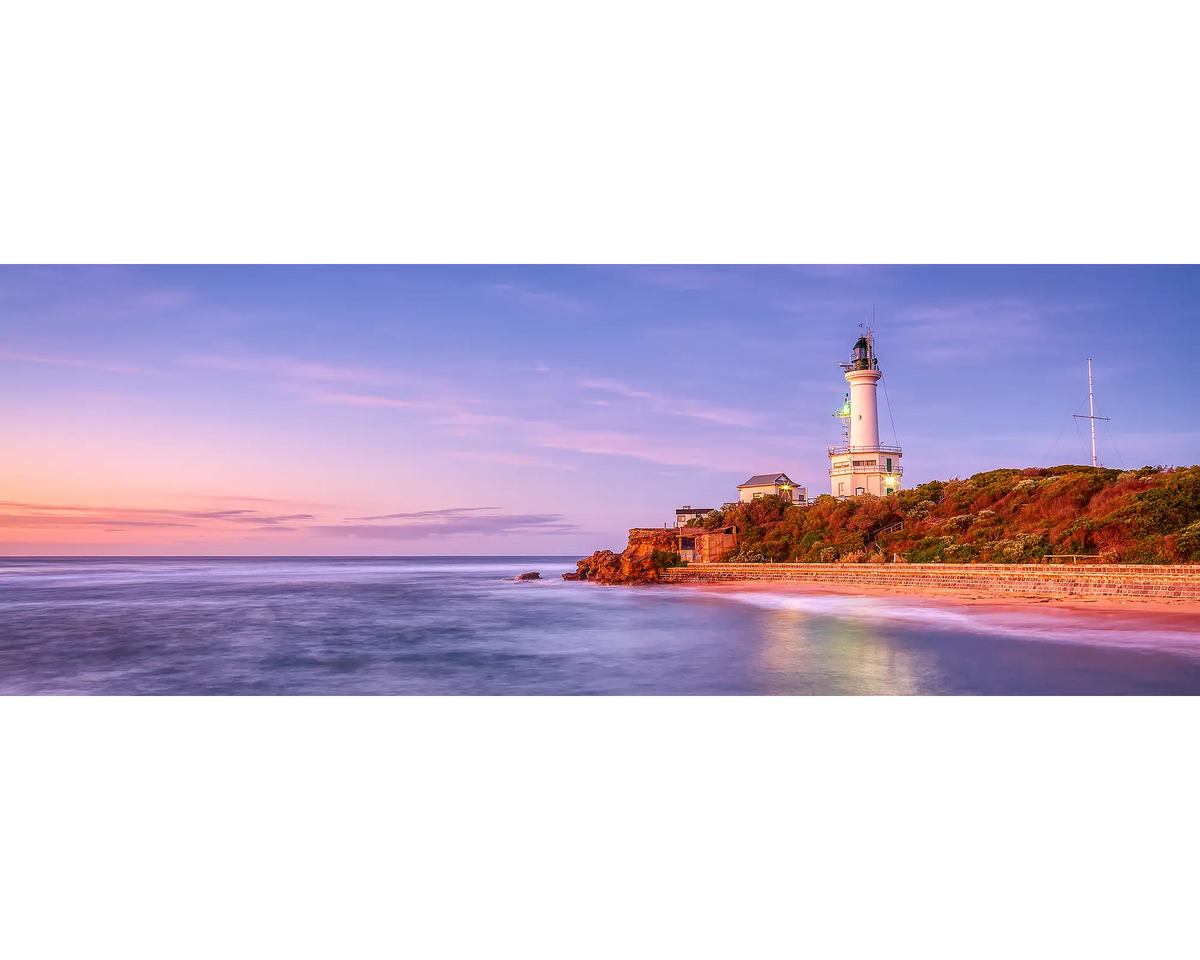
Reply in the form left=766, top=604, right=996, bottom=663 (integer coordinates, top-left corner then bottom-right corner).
left=757, top=610, right=939, bottom=695
left=1, top=557, right=1198, bottom=695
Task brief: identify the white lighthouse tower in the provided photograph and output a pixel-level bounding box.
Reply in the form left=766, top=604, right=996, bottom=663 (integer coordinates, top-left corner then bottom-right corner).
left=828, top=322, right=903, bottom=497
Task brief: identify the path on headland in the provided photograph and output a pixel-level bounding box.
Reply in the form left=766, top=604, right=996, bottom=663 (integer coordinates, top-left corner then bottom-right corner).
left=661, top=562, right=1200, bottom=602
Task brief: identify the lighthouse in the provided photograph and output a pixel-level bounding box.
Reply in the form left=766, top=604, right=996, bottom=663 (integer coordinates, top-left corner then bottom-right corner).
left=828, top=323, right=903, bottom=497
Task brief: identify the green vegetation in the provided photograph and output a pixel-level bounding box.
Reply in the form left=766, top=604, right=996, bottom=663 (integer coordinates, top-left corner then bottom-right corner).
left=651, top=550, right=686, bottom=570
left=697, top=465, right=1200, bottom=564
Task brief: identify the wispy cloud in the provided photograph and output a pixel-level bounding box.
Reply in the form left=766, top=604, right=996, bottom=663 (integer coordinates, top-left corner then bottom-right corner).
left=529, top=426, right=723, bottom=469
left=188, top=353, right=404, bottom=387
left=627, top=266, right=736, bottom=292
left=347, top=506, right=503, bottom=522
left=190, top=494, right=329, bottom=506
left=315, top=392, right=423, bottom=408
left=786, top=265, right=888, bottom=280
left=179, top=509, right=313, bottom=525
left=0, top=348, right=154, bottom=375
left=317, top=506, right=578, bottom=540
left=0, top=267, right=194, bottom=323
left=433, top=411, right=511, bottom=427
left=0, top=501, right=313, bottom=532
left=447, top=451, right=576, bottom=470
left=186, top=351, right=478, bottom=416
left=890, top=299, right=1090, bottom=361
left=489, top=283, right=587, bottom=314
left=582, top=377, right=758, bottom=427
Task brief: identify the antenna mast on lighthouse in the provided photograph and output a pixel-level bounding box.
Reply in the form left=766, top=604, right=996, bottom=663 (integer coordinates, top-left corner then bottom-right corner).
left=1073, top=358, right=1110, bottom=468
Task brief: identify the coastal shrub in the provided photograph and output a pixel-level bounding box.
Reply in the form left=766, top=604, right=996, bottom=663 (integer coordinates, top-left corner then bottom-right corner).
left=943, top=480, right=978, bottom=513
left=907, top=500, right=935, bottom=520
left=842, top=531, right=867, bottom=553
left=907, top=540, right=945, bottom=561
left=798, top=530, right=822, bottom=552
left=906, top=537, right=950, bottom=563
left=1177, top=521, right=1200, bottom=561
left=678, top=465, right=1200, bottom=564
left=651, top=550, right=685, bottom=570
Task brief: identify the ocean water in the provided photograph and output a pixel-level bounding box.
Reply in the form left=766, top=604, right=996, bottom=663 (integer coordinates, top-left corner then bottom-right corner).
left=1, top=556, right=1199, bottom=695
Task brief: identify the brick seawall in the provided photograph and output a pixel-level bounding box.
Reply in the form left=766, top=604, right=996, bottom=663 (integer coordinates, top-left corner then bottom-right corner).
left=660, top=563, right=1200, bottom=600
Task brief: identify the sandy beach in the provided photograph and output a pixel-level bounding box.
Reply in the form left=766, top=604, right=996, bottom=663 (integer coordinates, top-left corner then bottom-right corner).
left=673, top=578, right=1200, bottom=635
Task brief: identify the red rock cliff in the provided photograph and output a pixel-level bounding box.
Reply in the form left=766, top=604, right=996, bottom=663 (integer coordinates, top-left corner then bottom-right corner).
left=563, top=528, right=677, bottom=584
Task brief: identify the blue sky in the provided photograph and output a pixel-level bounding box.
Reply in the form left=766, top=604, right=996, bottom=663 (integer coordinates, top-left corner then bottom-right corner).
left=1, top=265, right=1197, bottom=555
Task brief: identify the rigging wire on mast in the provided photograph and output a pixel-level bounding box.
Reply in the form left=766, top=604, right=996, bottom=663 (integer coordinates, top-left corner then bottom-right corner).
left=872, top=304, right=900, bottom=446
left=1043, top=397, right=1089, bottom=466
left=1041, top=431, right=1064, bottom=465
left=1040, top=423, right=1067, bottom=465
left=1103, top=420, right=1126, bottom=470
left=1073, top=411, right=1089, bottom=460
left=881, top=377, right=899, bottom=448
left=1095, top=399, right=1126, bottom=469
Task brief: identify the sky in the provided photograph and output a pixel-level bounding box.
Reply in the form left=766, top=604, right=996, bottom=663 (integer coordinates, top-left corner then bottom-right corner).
left=2, top=264, right=1197, bottom=556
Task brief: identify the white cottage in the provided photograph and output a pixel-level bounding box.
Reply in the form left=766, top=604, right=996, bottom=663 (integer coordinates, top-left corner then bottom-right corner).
left=737, top=473, right=806, bottom=504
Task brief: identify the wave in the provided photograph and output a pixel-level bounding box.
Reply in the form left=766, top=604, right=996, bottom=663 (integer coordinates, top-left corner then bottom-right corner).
left=693, top=587, right=1200, bottom=658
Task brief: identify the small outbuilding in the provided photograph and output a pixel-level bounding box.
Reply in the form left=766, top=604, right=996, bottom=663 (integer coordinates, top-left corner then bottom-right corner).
left=676, top=525, right=739, bottom=564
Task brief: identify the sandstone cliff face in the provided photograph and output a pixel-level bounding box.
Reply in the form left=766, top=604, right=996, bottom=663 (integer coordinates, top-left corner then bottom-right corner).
left=562, top=528, right=676, bottom=585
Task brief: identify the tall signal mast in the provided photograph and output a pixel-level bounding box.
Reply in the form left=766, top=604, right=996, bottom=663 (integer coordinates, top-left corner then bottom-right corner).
left=1073, top=357, right=1109, bottom=468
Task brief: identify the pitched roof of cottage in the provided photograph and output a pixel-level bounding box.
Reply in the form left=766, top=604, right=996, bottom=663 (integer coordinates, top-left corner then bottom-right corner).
left=738, top=473, right=793, bottom=488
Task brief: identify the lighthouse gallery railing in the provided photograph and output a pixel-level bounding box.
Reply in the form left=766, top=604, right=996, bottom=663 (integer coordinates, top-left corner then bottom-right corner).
left=827, top=444, right=903, bottom=457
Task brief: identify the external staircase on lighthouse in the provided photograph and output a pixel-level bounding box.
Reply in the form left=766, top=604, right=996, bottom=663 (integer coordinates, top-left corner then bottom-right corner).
left=828, top=320, right=903, bottom=498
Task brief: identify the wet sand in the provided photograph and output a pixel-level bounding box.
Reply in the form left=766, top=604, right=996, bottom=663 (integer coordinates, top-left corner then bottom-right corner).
left=673, top=579, right=1200, bottom=635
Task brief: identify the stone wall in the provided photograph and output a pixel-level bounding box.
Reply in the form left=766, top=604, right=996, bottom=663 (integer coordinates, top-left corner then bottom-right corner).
left=660, top=562, right=1200, bottom=599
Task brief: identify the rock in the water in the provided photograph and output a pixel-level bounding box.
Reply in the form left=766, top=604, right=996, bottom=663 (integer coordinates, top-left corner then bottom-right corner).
left=516, top=571, right=541, bottom=580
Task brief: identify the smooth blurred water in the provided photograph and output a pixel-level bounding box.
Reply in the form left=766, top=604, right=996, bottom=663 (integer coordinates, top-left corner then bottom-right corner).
left=1, top=556, right=1198, bottom=694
